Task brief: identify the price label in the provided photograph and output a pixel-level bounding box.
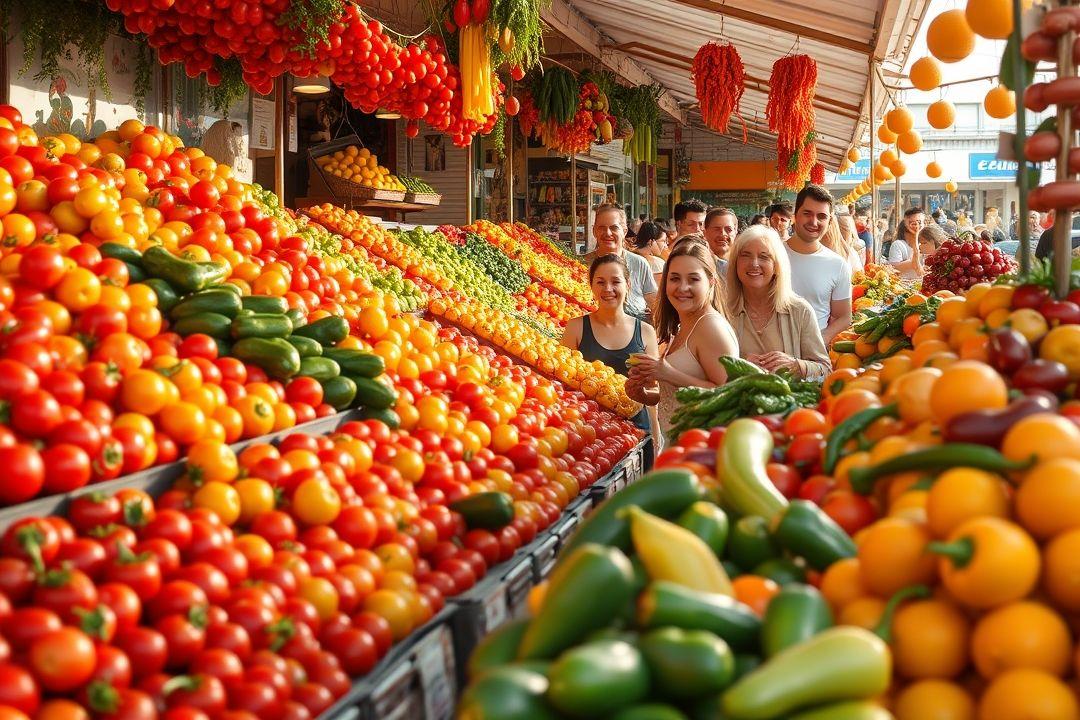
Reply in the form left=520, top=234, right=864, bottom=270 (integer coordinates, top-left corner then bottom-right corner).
left=483, top=588, right=509, bottom=631
left=625, top=451, right=641, bottom=484
left=416, top=626, right=456, bottom=720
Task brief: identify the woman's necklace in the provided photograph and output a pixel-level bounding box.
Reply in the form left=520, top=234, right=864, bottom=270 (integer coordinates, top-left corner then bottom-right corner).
left=746, top=302, right=774, bottom=333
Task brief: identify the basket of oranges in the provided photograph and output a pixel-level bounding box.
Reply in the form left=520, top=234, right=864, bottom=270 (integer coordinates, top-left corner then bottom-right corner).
left=310, top=135, right=407, bottom=203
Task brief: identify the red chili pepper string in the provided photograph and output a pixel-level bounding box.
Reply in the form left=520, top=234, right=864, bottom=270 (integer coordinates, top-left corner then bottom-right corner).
left=767, top=54, right=818, bottom=188
left=692, top=42, right=745, bottom=135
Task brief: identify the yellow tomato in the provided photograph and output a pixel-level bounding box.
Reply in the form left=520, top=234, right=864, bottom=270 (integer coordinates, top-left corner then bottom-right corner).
left=193, top=481, right=241, bottom=526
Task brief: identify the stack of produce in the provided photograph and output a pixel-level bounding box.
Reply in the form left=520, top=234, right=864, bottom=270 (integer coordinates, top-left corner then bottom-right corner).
left=831, top=295, right=943, bottom=368
left=517, top=71, right=615, bottom=155
left=851, top=264, right=911, bottom=312
left=400, top=176, right=438, bottom=196
left=314, top=146, right=406, bottom=192
left=920, top=235, right=1017, bottom=294
left=665, top=358, right=821, bottom=441
left=456, top=232, right=530, bottom=295
left=396, top=227, right=515, bottom=311
left=459, top=431, right=888, bottom=719
left=516, top=282, right=585, bottom=327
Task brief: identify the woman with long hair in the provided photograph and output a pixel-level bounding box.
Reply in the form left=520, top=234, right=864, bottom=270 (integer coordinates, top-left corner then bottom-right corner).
left=822, top=216, right=865, bottom=273
left=725, top=226, right=830, bottom=381
left=837, top=214, right=866, bottom=272
left=628, top=238, right=739, bottom=445
left=561, top=254, right=657, bottom=434
left=887, top=207, right=927, bottom=280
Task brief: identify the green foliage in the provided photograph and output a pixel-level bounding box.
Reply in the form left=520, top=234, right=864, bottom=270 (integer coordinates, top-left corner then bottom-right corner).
left=199, top=58, right=248, bottom=118
left=280, top=0, right=347, bottom=58
left=490, top=0, right=548, bottom=70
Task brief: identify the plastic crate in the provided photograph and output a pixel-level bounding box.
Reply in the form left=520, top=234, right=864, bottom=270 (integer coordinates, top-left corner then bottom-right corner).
left=530, top=533, right=560, bottom=581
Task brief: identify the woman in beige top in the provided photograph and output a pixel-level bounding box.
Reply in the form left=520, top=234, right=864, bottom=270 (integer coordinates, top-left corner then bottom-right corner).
left=725, top=225, right=830, bottom=381
left=628, top=238, right=739, bottom=446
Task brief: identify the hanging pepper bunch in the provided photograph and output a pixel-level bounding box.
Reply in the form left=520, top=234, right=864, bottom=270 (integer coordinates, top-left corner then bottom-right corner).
left=691, top=42, right=746, bottom=136
left=767, top=54, right=818, bottom=189
left=810, top=162, right=825, bottom=185
left=518, top=81, right=615, bottom=155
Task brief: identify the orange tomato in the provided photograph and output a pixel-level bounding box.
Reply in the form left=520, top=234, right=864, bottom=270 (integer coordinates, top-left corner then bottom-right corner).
left=731, top=576, right=780, bottom=617
left=192, top=481, right=241, bottom=525
left=54, top=268, right=102, bottom=311
left=1002, top=413, right=1080, bottom=464
left=828, top=389, right=881, bottom=425
left=185, top=439, right=239, bottom=483
left=157, top=401, right=207, bottom=445
left=234, top=395, right=275, bottom=438
left=856, top=517, right=938, bottom=597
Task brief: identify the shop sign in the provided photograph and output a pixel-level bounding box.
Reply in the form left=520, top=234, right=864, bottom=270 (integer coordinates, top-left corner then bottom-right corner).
left=829, top=158, right=871, bottom=182
left=969, top=153, right=1019, bottom=179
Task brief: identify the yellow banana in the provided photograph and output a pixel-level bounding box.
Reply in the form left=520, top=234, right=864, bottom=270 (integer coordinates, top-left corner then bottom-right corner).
left=627, top=507, right=733, bottom=596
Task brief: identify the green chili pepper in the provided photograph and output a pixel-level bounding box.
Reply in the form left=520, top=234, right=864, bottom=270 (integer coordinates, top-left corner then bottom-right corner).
left=872, top=585, right=932, bottom=643
left=676, top=502, right=729, bottom=557
left=760, top=583, right=833, bottom=658
left=862, top=337, right=912, bottom=365
left=770, top=500, right=856, bottom=571
left=720, top=356, right=764, bottom=379
left=848, top=443, right=1035, bottom=495
left=823, top=404, right=899, bottom=474
left=720, top=627, right=891, bottom=719
left=752, top=557, right=806, bottom=586
left=717, top=419, right=789, bottom=521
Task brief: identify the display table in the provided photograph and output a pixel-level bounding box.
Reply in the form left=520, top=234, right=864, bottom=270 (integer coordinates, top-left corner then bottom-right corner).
left=296, top=196, right=431, bottom=222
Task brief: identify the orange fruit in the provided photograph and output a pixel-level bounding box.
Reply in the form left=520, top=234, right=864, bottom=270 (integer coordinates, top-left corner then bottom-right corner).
left=984, top=84, right=1016, bottom=119
left=927, top=100, right=956, bottom=129
left=929, top=360, right=1008, bottom=423
left=927, top=9, right=975, bottom=63
left=909, top=57, right=942, bottom=91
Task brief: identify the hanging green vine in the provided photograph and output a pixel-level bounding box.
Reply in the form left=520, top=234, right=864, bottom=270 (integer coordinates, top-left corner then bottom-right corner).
left=490, top=107, right=506, bottom=160
left=280, top=0, right=347, bottom=58
left=1, top=0, right=125, bottom=99
left=199, top=58, right=248, bottom=117
left=489, top=0, right=548, bottom=70
left=132, top=42, right=155, bottom=118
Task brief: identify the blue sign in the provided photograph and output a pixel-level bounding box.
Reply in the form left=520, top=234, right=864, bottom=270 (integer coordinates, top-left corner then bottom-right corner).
left=968, top=153, right=1019, bottom=179
left=832, top=158, right=871, bottom=182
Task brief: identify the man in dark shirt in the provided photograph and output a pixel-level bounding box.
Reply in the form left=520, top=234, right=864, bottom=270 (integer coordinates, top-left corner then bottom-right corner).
left=1034, top=222, right=1080, bottom=259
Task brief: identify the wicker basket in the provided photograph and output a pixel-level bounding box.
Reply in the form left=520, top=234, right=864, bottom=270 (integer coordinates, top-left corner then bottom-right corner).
left=403, top=192, right=442, bottom=206
left=309, top=135, right=407, bottom=203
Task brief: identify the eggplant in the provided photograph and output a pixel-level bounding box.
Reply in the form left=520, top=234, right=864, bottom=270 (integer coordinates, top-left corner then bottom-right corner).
left=1012, top=358, right=1071, bottom=394
left=943, top=394, right=1059, bottom=447
left=987, top=328, right=1032, bottom=375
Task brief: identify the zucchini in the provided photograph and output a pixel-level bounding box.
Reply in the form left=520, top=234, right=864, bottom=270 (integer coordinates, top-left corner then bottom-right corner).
left=231, top=337, right=301, bottom=379
left=450, top=492, right=515, bottom=530
left=241, top=295, right=289, bottom=314
left=322, top=348, right=384, bottom=378
left=213, top=338, right=232, bottom=358
left=286, top=308, right=307, bottom=329
left=353, top=376, right=396, bottom=410
left=140, top=279, right=179, bottom=314
left=218, top=283, right=242, bottom=296
left=125, top=262, right=147, bottom=283
left=231, top=313, right=293, bottom=340
left=286, top=335, right=323, bottom=358
left=99, top=243, right=143, bottom=266
left=299, top=357, right=340, bottom=381
left=320, top=376, right=357, bottom=410
left=358, top=406, right=400, bottom=429
left=291, top=315, right=349, bottom=346
left=170, top=289, right=243, bottom=320
left=172, top=312, right=232, bottom=339
left=142, top=246, right=228, bottom=293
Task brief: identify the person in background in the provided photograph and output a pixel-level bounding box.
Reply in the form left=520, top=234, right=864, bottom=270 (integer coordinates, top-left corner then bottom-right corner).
left=784, top=184, right=852, bottom=345
left=585, top=204, right=658, bottom=321
left=853, top=207, right=874, bottom=253
left=984, top=207, right=1007, bottom=243
left=562, top=254, right=657, bottom=435
left=1033, top=210, right=1080, bottom=259
left=887, top=206, right=927, bottom=279
left=704, top=207, right=738, bottom=277
left=918, top=224, right=947, bottom=263
left=628, top=240, right=739, bottom=447
left=750, top=213, right=768, bottom=227
left=837, top=214, right=867, bottom=272
left=725, top=226, right=830, bottom=381
left=673, top=199, right=708, bottom=238
left=632, top=221, right=668, bottom=285
left=660, top=219, right=678, bottom=245
left=628, top=216, right=643, bottom=237
left=956, top=210, right=972, bottom=230
left=766, top=202, right=794, bottom=240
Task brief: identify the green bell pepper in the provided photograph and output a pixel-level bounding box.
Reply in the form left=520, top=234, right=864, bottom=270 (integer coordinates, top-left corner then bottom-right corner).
left=636, top=581, right=761, bottom=653
left=638, top=627, right=735, bottom=701
left=676, top=501, right=729, bottom=557
left=517, top=544, right=635, bottom=660
left=727, top=516, right=778, bottom=572
left=752, top=557, right=807, bottom=586
left=721, top=627, right=891, bottom=719
left=717, top=419, right=788, bottom=520
left=761, top=583, right=833, bottom=657
left=769, top=500, right=856, bottom=571
left=457, top=666, right=560, bottom=720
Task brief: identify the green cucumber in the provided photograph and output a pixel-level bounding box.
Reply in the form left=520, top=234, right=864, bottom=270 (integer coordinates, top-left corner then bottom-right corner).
left=320, top=376, right=356, bottom=410
left=285, top=308, right=307, bottom=329
left=125, top=262, right=147, bottom=283
left=547, top=639, right=649, bottom=717
left=216, top=283, right=242, bottom=295
left=140, top=279, right=179, bottom=313
left=298, top=357, right=340, bottom=381
left=172, top=312, right=232, bottom=339
left=142, top=246, right=228, bottom=293
left=231, top=313, right=293, bottom=340
left=170, top=289, right=243, bottom=320
left=467, top=618, right=530, bottom=681
left=230, top=337, right=301, bottom=379
left=637, top=581, right=762, bottom=653
left=353, top=376, right=396, bottom=409
left=457, top=667, right=559, bottom=720
left=676, top=502, right=729, bottom=557
left=639, top=627, right=735, bottom=701
left=761, top=584, right=833, bottom=658
left=99, top=242, right=143, bottom=265
left=450, top=492, right=514, bottom=530
left=241, top=295, right=289, bottom=314
left=286, top=335, right=323, bottom=358
left=321, top=348, right=385, bottom=377
left=291, top=315, right=349, bottom=346
left=358, top=406, right=399, bottom=429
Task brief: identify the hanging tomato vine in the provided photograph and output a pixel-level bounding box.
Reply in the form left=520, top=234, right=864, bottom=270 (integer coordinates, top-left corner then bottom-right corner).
left=691, top=42, right=745, bottom=138
left=766, top=54, right=818, bottom=189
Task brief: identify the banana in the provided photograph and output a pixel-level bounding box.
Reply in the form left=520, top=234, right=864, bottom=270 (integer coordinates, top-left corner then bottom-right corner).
left=626, top=507, right=734, bottom=596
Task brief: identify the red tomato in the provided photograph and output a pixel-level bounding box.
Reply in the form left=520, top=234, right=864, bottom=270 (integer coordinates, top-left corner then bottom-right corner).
left=28, top=627, right=97, bottom=692
left=765, top=463, right=802, bottom=499
left=820, top=490, right=878, bottom=535
left=103, top=547, right=162, bottom=601
left=97, top=582, right=143, bottom=632
left=0, top=662, right=40, bottom=715
left=784, top=433, right=826, bottom=473
left=797, top=475, right=838, bottom=505
left=113, top=627, right=167, bottom=680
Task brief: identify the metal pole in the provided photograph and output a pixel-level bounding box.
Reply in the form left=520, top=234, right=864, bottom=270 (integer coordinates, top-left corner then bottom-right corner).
left=1051, top=0, right=1074, bottom=296
left=466, top=141, right=474, bottom=224
left=869, top=57, right=879, bottom=260
left=895, top=164, right=902, bottom=236
left=274, top=78, right=285, bottom=200
left=571, top=154, right=578, bottom=252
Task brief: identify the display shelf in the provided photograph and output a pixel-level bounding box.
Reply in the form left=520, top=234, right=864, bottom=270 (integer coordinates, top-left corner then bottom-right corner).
left=0, top=409, right=368, bottom=533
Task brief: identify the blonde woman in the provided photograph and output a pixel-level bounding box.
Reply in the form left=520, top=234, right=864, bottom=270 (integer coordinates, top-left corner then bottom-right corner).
left=628, top=240, right=739, bottom=445
left=725, top=226, right=830, bottom=381
left=825, top=215, right=866, bottom=273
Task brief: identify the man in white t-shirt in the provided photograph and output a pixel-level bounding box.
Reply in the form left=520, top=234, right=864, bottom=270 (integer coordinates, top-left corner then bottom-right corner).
left=785, top=185, right=853, bottom=344
left=704, top=207, right=738, bottom=279
left=584, top=204, right=658, bottom=320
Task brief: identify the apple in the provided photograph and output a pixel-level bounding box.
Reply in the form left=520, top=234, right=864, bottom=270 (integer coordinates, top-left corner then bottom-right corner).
left=987, top=328, right=1032, bottom=374
left=1039, top=299, right=1080, bottom=327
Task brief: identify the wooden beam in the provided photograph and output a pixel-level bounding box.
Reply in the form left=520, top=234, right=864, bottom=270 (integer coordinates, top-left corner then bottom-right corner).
left=541, top=0, right=686, bottom=124
left=665, top=0, right=874, bottom=55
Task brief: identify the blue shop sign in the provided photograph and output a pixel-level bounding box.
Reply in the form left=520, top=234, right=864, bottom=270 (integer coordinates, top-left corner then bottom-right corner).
left=968, top=153, right=1019, bottom=179
left=831, top=158, right=871, bottom=182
